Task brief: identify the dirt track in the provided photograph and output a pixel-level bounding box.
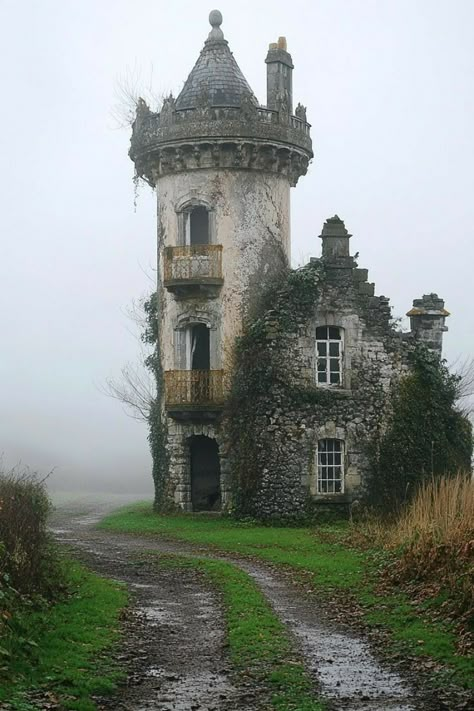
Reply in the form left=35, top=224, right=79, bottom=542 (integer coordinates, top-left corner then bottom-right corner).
left=50, top=499, right=472, bottom=711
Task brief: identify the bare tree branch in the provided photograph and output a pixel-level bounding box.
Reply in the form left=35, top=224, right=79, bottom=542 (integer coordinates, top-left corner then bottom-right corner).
left=110, top=63, right=166, bottom=128
left=451, top=355, right=474, bottom=418
left=103, top=359, right=156, bottom=422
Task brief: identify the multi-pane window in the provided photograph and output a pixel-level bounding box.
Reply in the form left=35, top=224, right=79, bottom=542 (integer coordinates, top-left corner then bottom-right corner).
left=317, top=439, right=344, bottom=494
left=316, top=326, right=343, bottom=386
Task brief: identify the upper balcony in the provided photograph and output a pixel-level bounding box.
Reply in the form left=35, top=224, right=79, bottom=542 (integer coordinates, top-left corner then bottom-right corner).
left=163, top=245, right=223, bottom=298
left=164, top=369, right=226, bottom=421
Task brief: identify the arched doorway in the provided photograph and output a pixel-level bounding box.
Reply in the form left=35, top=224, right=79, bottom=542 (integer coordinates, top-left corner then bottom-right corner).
left=190, top=436, right=221, bottom=511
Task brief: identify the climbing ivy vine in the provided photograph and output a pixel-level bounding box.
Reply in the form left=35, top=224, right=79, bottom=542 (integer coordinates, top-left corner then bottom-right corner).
left=142, top=293, right=172, bottom=511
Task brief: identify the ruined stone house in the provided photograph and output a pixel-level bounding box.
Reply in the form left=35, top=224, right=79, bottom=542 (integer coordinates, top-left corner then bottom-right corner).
left=129, top=11, right=449, bottom=515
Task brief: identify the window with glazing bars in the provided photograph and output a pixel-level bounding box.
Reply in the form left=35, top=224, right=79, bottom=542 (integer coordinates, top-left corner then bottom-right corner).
left=316, top=326, right=343, bottom=385
left=317, top=439, right=344, bottom=494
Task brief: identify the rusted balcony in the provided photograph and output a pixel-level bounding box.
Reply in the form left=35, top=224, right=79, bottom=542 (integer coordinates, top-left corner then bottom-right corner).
left=164, top=369, right=226, bottom=420
left=163, top=245, right=223, bottom=297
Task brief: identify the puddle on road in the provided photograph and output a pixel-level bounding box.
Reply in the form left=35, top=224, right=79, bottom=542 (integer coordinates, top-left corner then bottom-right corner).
left=139, top=604, right=181, bottom=625
left=135, top=671, right=235, bottom=711
left=242, top=565, right=415, bottom=710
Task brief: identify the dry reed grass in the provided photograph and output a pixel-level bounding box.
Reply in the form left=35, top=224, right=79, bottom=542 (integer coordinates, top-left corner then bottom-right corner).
left=389, top=473, right=474, bottom=551
left=349, top=474, right=473, bottom=640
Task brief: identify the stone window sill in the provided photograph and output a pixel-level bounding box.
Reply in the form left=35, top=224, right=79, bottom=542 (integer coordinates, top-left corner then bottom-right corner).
left=316, top=387, right=352, bottom=397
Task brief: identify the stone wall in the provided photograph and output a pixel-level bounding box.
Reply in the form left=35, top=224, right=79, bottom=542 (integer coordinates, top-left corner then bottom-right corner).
left=225, top=246, right=418, bottom=520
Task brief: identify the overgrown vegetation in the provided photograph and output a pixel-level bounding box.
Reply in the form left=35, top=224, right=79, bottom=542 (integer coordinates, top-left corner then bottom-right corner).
left=367, top=347, right=472, bottom=512
left=0, top=469, right=127, bottom=709
left=0, top=468, right=65, bottom=668
left=0, top=561, right=127, bottom=710
left=141, top=292, right=171, bottom=511
left=100, top=503, right=474, bottom=687
left=226, top=262, right=325, bottom=516
left=353, top=474, right=474, bottom=652
left=0, top=468, right=59, bottom=597
left=147, top=554, right=324, bottom=710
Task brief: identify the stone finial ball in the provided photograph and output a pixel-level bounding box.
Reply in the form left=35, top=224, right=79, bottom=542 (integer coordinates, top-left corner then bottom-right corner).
left=209, top=9, right=223, bottom=27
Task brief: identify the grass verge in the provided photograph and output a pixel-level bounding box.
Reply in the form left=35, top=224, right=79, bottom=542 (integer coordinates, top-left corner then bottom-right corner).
left=100, top=503, right=474, bottom=688
left=143, top=553, right=324, bottom=711
left=0, top=559, right=127, bottom=711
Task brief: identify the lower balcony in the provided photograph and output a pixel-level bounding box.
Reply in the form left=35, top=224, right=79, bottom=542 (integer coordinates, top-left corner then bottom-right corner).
left=163, top=245, right=223, bottom=297
left=164, top=369, right=226, bottom=421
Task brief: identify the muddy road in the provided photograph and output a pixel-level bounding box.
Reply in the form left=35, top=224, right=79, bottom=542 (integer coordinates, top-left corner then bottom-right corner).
left=50, top=499, right=469, bottom=711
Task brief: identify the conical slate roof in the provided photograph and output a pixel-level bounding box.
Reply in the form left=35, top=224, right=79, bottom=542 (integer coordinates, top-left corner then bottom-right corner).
left=175, top=10, right=258, bottom=110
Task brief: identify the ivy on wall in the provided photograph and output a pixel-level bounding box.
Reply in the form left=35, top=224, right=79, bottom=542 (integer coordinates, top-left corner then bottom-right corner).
left=225, top=261, right=326, bottom=517
left=142, top=294, right=171, bottom=511
left=366, top=346, right=473, bottom=513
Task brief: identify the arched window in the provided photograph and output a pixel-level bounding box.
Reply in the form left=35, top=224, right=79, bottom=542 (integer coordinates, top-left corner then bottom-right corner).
left=317, top=439, right=344, bottom=494
left=316, top=326, right=343, bottom=386
left=174, top=321, right=211, bottom=370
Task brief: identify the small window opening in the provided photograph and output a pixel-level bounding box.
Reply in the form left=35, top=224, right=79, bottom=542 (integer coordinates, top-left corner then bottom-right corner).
left=186, top=206, right=210, bottom=245
left=187, top=324, right=210, bottom=370
left=316, top=326, right=343, bottom=386
left=317, top=439, right=344, bottom=494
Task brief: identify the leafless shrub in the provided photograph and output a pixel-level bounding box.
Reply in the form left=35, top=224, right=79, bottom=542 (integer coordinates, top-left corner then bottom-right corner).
left=102, top=295, right=157, bottom=422
left=110, top=64, right=165, bottom=128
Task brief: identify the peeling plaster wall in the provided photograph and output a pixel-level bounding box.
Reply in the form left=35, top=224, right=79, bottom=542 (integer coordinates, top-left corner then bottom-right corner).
left=157, top=169, right=290, bottom=375
left=156, top=168, right=290, bottom=508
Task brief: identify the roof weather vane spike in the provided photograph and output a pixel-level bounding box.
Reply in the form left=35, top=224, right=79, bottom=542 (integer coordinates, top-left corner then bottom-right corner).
left=208, top=9, right=224, bottom=41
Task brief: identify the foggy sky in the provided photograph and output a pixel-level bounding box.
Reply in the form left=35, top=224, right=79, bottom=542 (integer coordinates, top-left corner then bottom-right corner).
left=0, top=0, right=473, bottom=493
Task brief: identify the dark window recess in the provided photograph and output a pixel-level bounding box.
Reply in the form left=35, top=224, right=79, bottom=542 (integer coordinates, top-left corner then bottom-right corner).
left=191, top=324, right=210, bottom=370
left=190, top=436, right=221, bottom=511
left=190, top=207, right=210, bottom=245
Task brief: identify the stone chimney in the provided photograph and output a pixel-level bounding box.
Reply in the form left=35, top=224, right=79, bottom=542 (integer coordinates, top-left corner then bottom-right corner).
left=319, top=215, right=351, bottom=258
left=265, top=36, right=294, bottom=114
left=407, top=294, right=450, bottom=354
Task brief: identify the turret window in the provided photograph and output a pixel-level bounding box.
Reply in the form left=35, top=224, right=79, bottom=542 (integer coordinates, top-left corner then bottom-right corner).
left=185, top=206, right=210, bottom=245
left=316, top=326, right=343, bottom=386
left=317, top=439, right=344, bottom=494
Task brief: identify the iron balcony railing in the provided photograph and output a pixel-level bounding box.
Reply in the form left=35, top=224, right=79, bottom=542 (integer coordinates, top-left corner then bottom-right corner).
left=163, top=245, right=223, bottom=285
left=164, top=370, right=226, bottom=408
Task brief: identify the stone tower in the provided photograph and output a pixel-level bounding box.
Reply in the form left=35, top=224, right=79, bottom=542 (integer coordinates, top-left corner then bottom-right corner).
left=130, top=10, right=312, bottom=511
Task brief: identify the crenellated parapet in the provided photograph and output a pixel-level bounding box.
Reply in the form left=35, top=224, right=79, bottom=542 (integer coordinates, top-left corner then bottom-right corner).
left=130, top=95, right=312, bottom=186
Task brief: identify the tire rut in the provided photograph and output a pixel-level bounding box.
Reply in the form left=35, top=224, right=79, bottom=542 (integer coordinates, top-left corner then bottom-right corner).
left=50, top=500, right=467, bottom=711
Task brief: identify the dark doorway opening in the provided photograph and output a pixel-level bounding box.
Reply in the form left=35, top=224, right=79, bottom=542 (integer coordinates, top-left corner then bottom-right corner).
left=190, top=436, right=221, bottom=511
left=190, top=207, right=210, bottom=245
left=191, top=324, right=210, bottom=370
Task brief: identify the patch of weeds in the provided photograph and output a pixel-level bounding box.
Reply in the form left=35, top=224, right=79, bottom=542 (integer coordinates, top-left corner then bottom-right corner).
left=147, top=553, right=324, bottom=711
left=0, top=559, right=127, bottom=710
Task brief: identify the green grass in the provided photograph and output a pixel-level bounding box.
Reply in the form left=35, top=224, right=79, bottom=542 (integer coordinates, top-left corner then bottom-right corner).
left=100, top=503, right=474, bottom=688
left=99, top=503, right=363, bottom=587
left=144, top=553, right=324, bottom=711
left=0, top=560, right=128, bottom=711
